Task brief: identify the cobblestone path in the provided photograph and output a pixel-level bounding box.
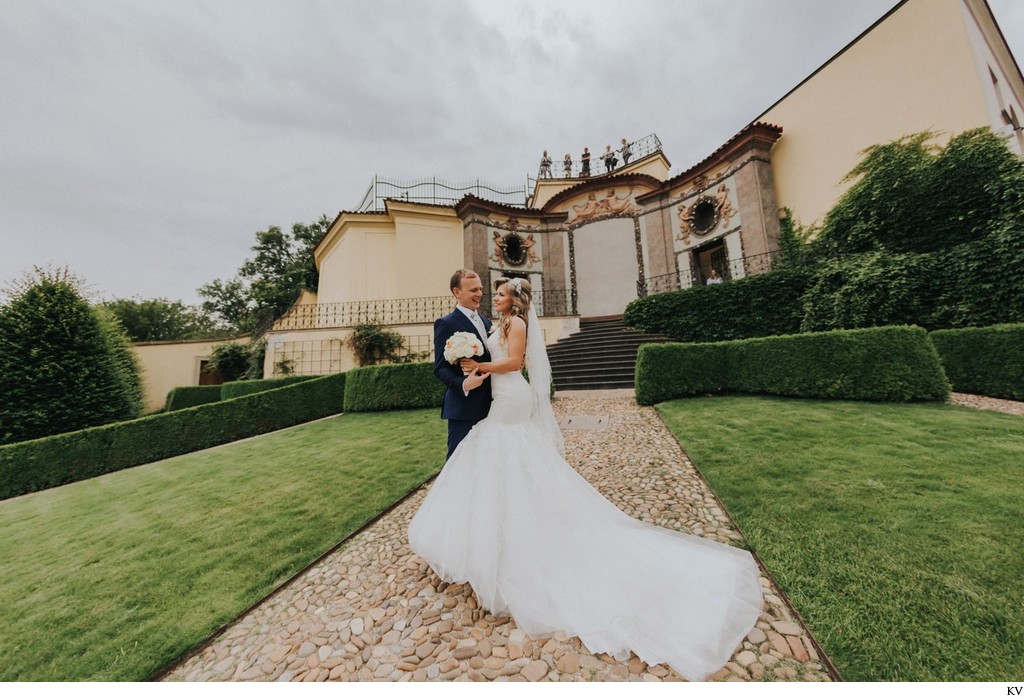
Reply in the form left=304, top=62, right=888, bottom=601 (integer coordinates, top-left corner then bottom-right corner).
left=164, top=390, right=833, bottom=682
left=949, top=392, right=1024, bottom=416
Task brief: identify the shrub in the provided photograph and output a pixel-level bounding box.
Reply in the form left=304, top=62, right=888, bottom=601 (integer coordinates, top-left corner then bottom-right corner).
left=635, top=326, right=950, bottom=405
left=165, top=385, right=223, bottom=412
left=0, top=373, right=346, bottom=501
left=930, top=324, right=1024, bottom=400
left=0, top=268, right=143, bottom=445
left=208, top=340, right=259, bottom=382
left=344, top=362, right=443, bottom=412
left=348, top=321, right=406, bottom=366
left=624, top=269, right=812, bottom=342
left=220, top=375, right=316, bottom=400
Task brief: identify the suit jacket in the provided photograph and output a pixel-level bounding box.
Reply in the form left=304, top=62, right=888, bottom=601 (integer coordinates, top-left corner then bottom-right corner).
left=434, top=308, right=493, bottom=422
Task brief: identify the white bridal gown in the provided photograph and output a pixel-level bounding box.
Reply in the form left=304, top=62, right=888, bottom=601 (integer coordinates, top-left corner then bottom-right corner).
left=408, top=330, right=763, bottom=681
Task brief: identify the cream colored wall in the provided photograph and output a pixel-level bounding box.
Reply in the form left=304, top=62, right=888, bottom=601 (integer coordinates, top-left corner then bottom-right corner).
left=761, top=0, right=995, bottom=225
left=391, top=204, right=464, bottom=299
left=317, top=219, right=398, bottom=304
left=133, top=336, right=250, bottom=414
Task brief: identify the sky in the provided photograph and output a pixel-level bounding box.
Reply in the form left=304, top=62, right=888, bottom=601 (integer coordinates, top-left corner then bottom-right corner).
left=2, top=0, right=1022, bottom=306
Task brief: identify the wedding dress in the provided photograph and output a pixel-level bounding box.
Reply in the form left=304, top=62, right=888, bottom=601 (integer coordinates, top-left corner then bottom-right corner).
left=407, top=309, right=763, bottom=681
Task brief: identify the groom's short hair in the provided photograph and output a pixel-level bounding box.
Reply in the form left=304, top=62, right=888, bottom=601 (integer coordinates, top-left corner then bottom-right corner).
left=450, top=269, right=479, bottom=293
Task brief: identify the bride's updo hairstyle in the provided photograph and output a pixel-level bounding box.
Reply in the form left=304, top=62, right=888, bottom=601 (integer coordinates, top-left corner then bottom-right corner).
left=494, top=277, right=532, bottom=341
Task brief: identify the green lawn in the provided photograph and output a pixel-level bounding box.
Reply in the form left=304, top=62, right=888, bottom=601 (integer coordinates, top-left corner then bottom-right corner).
left=656, top=396, right=1024, bottom=681
left=0, top=409, right=444, bottom=681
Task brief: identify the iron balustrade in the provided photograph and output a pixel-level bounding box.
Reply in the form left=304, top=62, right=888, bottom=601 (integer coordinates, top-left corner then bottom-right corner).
left=270, top=296, right=455, bottom=331
left=530, top=133, right=663, bottom=185
left=480, top=288, right=575, bottom=319
left=637, top=250, right=785, bottom=296
left=261, top=289, right=576, bottom=336
left=355, top=176, right=529, bottom=212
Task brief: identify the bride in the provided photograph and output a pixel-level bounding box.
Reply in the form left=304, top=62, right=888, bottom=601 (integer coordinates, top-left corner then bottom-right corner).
left=407, top=277, right=763, bottom=681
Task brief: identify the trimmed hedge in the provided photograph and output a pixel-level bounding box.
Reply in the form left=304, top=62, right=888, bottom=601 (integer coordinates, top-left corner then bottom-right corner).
left=635, top=325, right=950, bottom=405
left=344, top=362, right=444, bottom=412
left=930, top=324, right=1024, bottom=400
left=165, top=385, right=223, bottom=412
left=624, top=269, right=812, bottom=343
left=220, top=375, right=317, bottom=400
left=0, top=373, right=346, bottom=501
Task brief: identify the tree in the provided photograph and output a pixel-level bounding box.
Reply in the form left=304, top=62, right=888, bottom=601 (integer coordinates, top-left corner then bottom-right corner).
left=198, top=215, right=331, bottom=332
left=100, top=297, right=223, bottom=342
left=0, top=267, right=143, bottom=445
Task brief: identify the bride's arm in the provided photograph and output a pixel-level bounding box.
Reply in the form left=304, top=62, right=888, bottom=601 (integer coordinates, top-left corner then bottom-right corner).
left=465, top=317, right=526, bottom=374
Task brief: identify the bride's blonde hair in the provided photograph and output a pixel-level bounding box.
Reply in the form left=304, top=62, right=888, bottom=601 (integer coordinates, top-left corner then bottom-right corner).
left=494, top=277, right=532, bottom=343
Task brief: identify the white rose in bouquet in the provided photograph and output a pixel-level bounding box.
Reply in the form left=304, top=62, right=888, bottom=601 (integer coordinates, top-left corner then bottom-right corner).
left=444, top=331, right=484, bottom=374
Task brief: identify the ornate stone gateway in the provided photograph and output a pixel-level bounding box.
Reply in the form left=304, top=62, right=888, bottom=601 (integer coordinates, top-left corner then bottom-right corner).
left=455, top=124, right=783, bottom=318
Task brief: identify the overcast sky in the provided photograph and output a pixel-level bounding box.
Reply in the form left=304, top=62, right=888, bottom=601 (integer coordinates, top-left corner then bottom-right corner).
left=2, top=0, right=1022, bottom=306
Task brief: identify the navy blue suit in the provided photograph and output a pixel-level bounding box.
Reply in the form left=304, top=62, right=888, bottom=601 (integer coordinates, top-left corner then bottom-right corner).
left=434, top=308, right=493, bottom=459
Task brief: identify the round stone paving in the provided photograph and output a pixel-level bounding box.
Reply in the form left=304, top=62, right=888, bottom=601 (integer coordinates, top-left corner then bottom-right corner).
left=163, top=390, right=833, bottom=683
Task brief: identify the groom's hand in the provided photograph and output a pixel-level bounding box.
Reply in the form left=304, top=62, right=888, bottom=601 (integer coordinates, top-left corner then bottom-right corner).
left=463, top=367, right=491, bottom=393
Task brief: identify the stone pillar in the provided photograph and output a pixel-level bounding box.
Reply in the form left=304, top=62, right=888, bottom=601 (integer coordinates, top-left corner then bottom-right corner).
left=463, top=219, right=490, bottom=276
left=733, top=141, right=782, bottom=261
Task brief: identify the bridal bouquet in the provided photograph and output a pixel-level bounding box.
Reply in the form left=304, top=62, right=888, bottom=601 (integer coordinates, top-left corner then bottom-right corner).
left=444, top=331, right=484, bottom=374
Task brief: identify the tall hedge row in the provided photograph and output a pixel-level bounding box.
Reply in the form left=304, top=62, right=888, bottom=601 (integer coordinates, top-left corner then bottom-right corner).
left=930, top=324, right=1024, bottom=400
left=343, top=362, right=444, bottom=412
left=624, top=269, right=812, bottom=342
left=635, top=326, right=950, bottom=405
left=165, top=385, right=223, bottom=411
left=220, top=375, right=316, bottom=400
left=0, top=373, right=346, bottom=501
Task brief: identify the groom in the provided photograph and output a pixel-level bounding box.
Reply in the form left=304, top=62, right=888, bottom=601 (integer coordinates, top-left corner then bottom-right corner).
left=435, top=269, right=493, bottom=460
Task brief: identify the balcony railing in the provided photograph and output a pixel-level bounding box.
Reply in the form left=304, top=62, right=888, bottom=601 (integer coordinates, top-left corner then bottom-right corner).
left=638, top=250, right=784, bottom=296
left=355, top=176, right=529, bottom=212
left=268, top=295, right=454, bottom=332
left=261, top=288, right=576, bottom=336
left=529, top=133, right=663, bottom=186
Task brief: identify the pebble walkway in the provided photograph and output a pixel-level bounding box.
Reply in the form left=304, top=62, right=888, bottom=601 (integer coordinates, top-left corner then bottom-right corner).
left=164, top=389, right=832, bottom=683
left=949, top=392, right=1024, bottom=416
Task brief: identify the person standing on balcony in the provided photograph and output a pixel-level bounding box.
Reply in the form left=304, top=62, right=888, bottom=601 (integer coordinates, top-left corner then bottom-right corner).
left=539, top=150, right=553, bottom=179
left=706, top=268, right=723, bottom=284
left=563, top=153, right=573, bottom=178
left=603, top=144, right=618, bottom=172
left=621, top=138, right=633, bottom=164
left=581, top=147, right=591, bottom=177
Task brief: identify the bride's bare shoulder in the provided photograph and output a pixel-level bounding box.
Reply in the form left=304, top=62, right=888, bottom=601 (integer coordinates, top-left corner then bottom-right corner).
left=508, top=316, right=527, bottom=333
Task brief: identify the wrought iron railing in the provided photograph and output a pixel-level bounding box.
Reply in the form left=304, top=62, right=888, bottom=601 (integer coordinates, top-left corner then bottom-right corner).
left=269, top=335, right=433, bottom=376
left=637, top=250, right=784, bottom=296
left=529, top=133, right=663, bottom=185
left=268, top=296, right=454, bottom=331
left=261, top=288, right=576, bottom=336
left=480, top=288, right=575, bottom=319
left=355, top=176, right=529, bottom=212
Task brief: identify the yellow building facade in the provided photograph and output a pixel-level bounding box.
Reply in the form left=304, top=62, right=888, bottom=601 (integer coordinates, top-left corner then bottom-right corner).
left=138, top=0, right=1024, bottom=403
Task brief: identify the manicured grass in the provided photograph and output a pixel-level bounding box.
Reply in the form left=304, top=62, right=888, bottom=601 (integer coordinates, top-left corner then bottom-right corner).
left=656, top=396, right=1024, bottom=681
left=0, top=410, right=444, bottom=681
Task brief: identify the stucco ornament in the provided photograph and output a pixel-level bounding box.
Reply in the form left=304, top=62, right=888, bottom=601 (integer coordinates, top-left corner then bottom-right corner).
left=571, top=187, right=641, bottom=223
left=677, top=184, right=735, bottom=244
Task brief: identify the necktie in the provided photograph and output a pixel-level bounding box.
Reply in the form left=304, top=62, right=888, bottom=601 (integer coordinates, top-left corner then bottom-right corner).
left=470, top=311, right=484, bottom=337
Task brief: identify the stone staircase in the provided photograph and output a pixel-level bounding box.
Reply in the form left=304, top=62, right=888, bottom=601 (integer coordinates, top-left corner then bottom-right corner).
left=548, top=316, right=672, bottom=391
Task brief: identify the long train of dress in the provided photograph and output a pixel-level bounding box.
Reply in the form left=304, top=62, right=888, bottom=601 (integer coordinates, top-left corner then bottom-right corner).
left=408, top=332, right=763, bottom=681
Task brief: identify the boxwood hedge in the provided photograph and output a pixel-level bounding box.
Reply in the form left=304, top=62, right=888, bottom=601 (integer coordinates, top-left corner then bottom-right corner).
left=343, top=362, right=444, bottom=412
left=930, top=324, right=1024, bottom=400
left=220, top=375, right=317, bottom=400
left=635, top=325, right=950, bottom=405
left=164, top=385, right=223, bottom=412
left=0, top=373, right=346, bottom=501
left=624, top=269, right=812, bottom=343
